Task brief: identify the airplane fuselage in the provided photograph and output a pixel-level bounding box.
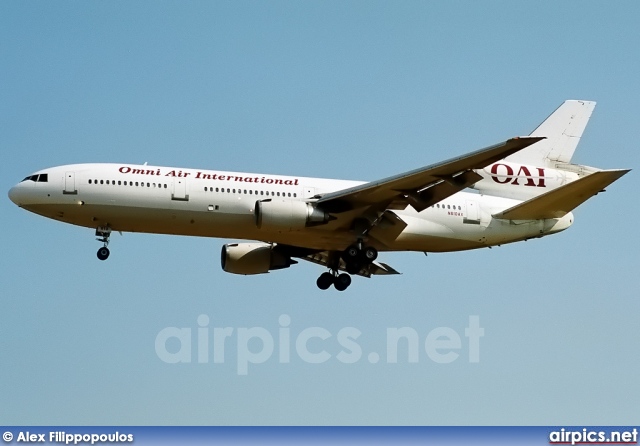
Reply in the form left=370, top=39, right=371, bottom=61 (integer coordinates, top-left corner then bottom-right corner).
left=8, top=162, right=572, bottom=254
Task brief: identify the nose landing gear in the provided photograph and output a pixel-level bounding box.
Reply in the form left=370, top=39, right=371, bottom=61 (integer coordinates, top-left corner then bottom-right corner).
left=95, top=226, right=111, bottom=261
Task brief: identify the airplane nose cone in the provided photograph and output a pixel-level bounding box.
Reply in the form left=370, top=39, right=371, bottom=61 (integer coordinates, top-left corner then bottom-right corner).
left=9, top=186, right=18, bottom=204
left=8, top=185, right=19, bottom=205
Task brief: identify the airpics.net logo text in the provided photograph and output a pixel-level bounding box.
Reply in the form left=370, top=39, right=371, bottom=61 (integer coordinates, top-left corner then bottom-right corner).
left=155, top=315, right=484, bottom=375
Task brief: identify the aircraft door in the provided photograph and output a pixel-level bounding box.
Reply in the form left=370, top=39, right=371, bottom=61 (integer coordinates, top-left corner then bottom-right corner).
left=172, top=178, right=189, bottom=201
left=63, top=171, right=77, bottom=195
left=463, top=199, right=480, bottom=224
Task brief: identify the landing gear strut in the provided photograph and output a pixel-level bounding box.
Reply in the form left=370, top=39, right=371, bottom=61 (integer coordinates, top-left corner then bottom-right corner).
left=95, top=226, right=111, bottom=261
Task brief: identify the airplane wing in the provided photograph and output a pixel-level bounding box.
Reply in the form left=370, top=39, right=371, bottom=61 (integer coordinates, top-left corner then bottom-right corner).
left=301, top=251, right=401, bottom=278
left=493, top=169, right=630, bottom=220
left=314, top=137, right=544, bottom=213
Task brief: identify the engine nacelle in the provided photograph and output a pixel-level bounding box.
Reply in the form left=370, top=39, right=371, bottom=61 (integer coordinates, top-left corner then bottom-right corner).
left=255, top=199, right=330, bottom=231
left=221, top=242, right=294, bottom=275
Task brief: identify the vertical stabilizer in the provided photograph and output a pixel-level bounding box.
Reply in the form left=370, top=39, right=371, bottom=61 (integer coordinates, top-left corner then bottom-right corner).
left=505, top=100, right=596, bottom=167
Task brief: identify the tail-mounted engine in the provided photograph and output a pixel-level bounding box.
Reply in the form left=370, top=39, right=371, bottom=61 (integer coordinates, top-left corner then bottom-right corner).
left=254, top=199, right=331, bottom=231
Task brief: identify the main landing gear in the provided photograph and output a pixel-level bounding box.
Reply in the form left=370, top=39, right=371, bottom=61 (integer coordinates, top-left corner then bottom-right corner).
left=95, top=226, right=111, bottom=261
left=316, top=271, right=352, bottom=291
left=315, top=243, right=378, bottom=291
left=342, top=243, right=377, bottom=274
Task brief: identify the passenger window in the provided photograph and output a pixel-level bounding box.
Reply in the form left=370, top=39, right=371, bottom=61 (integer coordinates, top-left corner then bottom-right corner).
left=216, top=187, right=219, bottom=192
left=88, top=179, right=92, bottom=184
left=293, top=193, right=296, bottom=198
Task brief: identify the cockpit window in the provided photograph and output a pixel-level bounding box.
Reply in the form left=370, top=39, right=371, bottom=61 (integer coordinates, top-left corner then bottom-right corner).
left=21, top=174, right=49, bottom=183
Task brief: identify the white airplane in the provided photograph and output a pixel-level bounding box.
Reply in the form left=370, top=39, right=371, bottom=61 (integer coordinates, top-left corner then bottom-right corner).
left=8, top=100, right=629, bottom=291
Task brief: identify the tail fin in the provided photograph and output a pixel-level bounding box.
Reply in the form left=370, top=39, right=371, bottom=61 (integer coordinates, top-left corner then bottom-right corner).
left=505, top=100, right=596, bottom=167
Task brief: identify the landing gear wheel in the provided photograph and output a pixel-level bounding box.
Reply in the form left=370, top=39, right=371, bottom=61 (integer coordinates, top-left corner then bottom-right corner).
left=345, top=245, right=360, bottom=259
left=316, top=272, right=334, bottom=290
left=95, top=226, right=112, bottom=261
left=97, top=247, right=110, bottom=261
left=363, top=246, right=378, bottom=262
left=334, top=273, right=352, bottom=291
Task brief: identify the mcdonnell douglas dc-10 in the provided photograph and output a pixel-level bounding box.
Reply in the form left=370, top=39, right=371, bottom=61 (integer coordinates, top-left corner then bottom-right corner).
left=8, top=100, right=630, bottom=290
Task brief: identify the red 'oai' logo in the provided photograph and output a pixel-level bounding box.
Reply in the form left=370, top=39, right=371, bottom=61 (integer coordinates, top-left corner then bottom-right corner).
left=490, top=164, right=546, bottom=187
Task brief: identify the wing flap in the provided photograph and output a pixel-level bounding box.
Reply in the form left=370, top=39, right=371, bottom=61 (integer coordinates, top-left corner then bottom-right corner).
left=368, top=210, right=408, bottom=246
left=493, top=169, right=630, bottom=220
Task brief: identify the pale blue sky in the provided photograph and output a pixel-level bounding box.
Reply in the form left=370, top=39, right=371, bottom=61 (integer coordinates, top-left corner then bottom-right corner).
left=1, top=1, right=639, bottom=425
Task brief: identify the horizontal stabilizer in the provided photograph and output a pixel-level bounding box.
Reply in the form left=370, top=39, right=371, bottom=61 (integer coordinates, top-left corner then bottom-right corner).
left=493, top=169, right=630, bottom=220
